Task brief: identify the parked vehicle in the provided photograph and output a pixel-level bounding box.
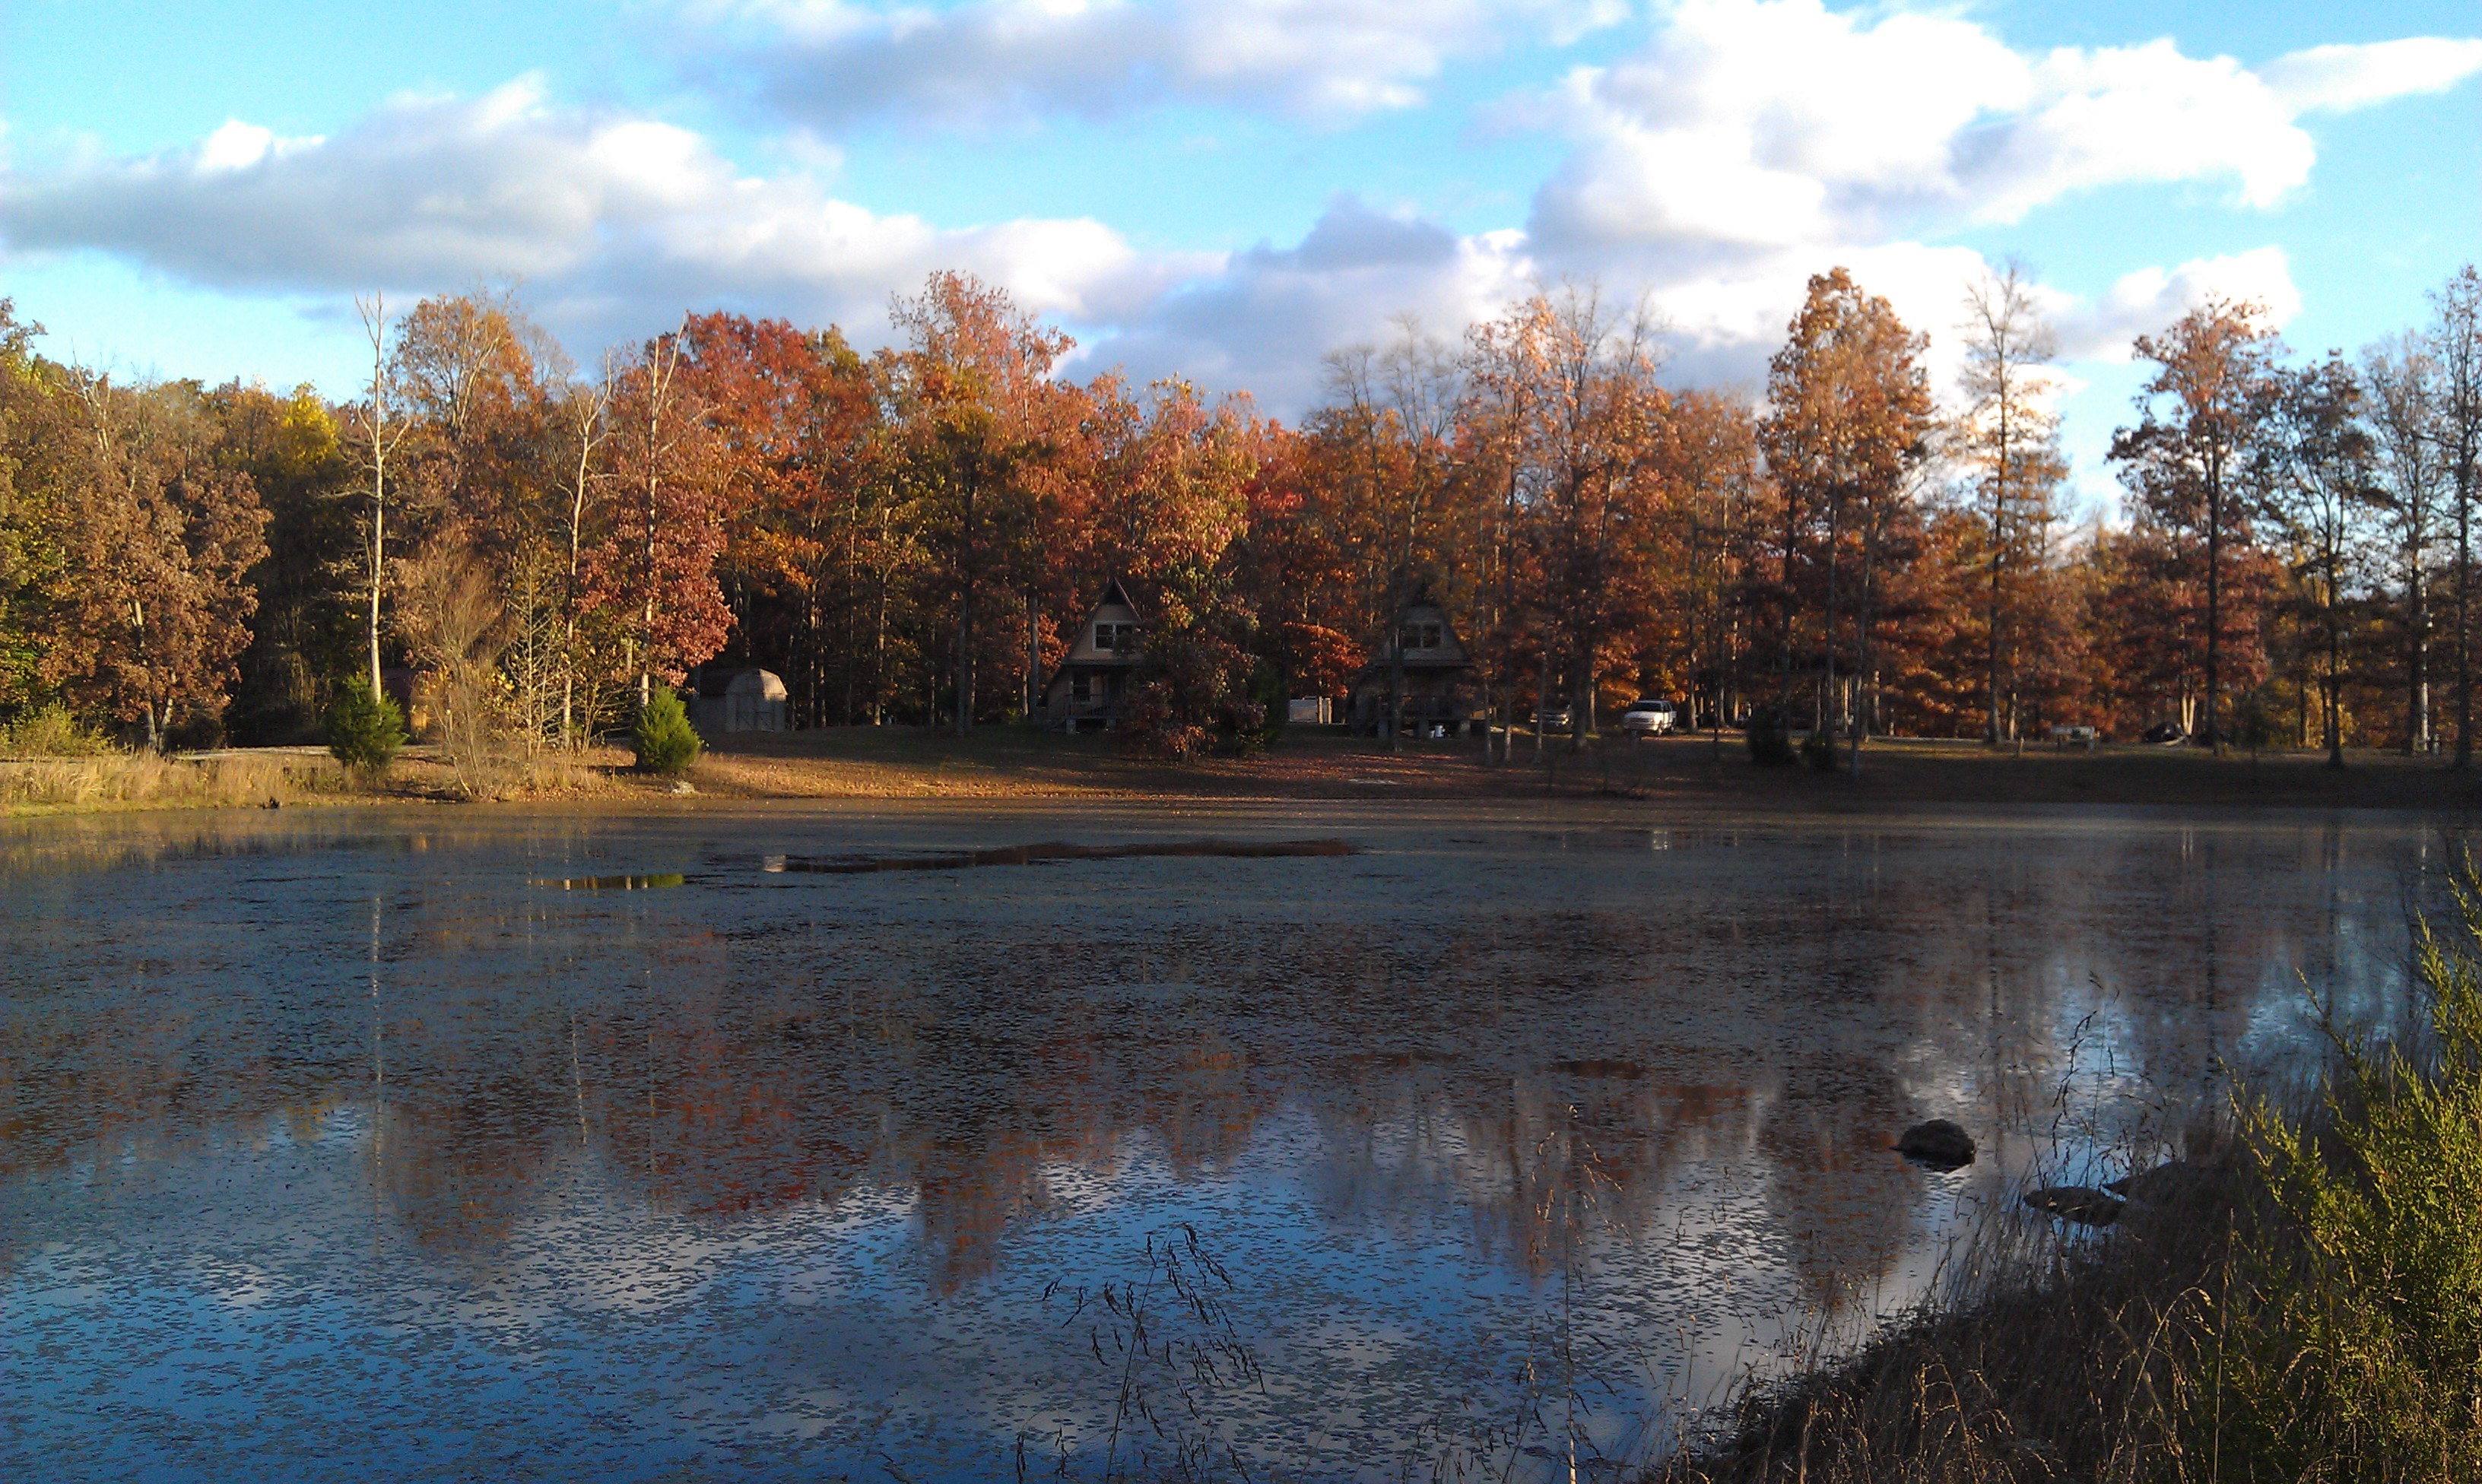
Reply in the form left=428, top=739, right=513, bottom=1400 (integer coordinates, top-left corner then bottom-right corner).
left=2142, top=721, right=2186, bottom=746
left=1619, top=699, right=1677, bottom=734
left=1530, top=704, right=1574, bottom=734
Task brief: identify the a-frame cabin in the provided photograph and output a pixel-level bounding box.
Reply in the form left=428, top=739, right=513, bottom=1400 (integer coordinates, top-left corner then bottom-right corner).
left=1039, top=579, right=1144, bottom=731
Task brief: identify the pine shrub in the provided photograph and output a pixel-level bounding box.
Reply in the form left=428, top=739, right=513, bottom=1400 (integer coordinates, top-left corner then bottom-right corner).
left=325, top=677, right=405, bottom=774
left=632, top=687, right=703, bottom=773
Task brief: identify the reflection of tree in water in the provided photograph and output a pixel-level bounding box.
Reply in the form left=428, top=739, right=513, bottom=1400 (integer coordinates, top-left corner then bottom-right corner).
left=0, top=813, right=2442, bottom=1305
left=1755, top=1053, right=1917, bottom=1313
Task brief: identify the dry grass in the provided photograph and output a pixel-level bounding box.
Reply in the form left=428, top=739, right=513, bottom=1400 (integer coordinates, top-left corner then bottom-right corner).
left=1652, top=881, right=2482, bottom=1484
left=1650, top=1152, right=2246, bottom=1484
left=0, top=750, right=357, bottom=813
left=0, top=742, right=633, bottom=815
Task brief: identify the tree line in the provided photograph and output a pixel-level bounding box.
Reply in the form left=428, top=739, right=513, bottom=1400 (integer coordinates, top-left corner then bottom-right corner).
left=1, top=261, right=2477, bottom=761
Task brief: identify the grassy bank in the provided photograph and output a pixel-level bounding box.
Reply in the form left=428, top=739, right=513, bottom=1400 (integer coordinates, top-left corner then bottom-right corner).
left=12, top=724, right=2482, bottom=817
left=0, top=743, right=632, bottom=816
left=1652, top=887, right=2482, bottom=1483
left=684, top=725, right=2482, bottom=811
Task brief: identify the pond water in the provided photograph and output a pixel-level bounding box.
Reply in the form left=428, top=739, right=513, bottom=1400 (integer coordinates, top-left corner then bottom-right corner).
left=0, top=801, right=2447, bottom=1481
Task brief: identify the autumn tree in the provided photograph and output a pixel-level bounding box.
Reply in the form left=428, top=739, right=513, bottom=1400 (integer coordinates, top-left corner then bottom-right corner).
left=1652, top=390, right=1760, bottom=740
left=880, top=272, right=1074, bottom=734
left=2109, top=298, right=2282, bottom=750
left=2258, top=354, right=2379, bottom=766
left=587, top=319, right=732, bottom=712
left=2364, top=331, right=2447, bottom=750
left=2432, top=267, right=2482, bottom=765
left=214, top=382, right=360, bottom=742
left=41, top=376, right=269, bottom=744
left=1758, top=268, right=1934, bottom=760
left=0, top=301, right=68, bottom=716
left=678, top=313, right=878, bottom=728
left=1954, top=262, right=2071, bottom=744
left=1089, top=376, right=1262, bottom=753
left=1230, top=424, right=1363, bottom=710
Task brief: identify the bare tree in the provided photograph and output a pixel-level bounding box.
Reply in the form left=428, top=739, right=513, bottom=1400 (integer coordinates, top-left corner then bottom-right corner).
left=556, top=363, right=611, bottom=744
left=348, top=294, right=411, bottom=698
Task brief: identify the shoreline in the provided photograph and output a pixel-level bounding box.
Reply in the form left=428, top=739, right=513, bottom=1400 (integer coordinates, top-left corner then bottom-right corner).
left=10, top=728, right=2482, bottom=820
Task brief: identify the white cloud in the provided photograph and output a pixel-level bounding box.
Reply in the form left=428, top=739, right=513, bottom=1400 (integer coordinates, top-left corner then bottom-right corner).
left=2262, top=36, right=2482, bottom=115
left=1095, top=198, right=1537, bottom=408
left=1963, top=40, right=2310, bottom=218
left=692, top=0, right=1627, bottom=128
left=2055, top=247, right=2303, bottom=362
left=1523, top=2, right=2482, bottom=258
left=0, top=78, right=1198, bottom=351
left=0, top=7, right=2461, bottom=423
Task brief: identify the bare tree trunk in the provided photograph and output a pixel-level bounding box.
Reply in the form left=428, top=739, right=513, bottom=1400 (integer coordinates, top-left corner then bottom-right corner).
left=357, top=293, right=395, bottom=702
left=2461, top=476, right=2474, bottom=768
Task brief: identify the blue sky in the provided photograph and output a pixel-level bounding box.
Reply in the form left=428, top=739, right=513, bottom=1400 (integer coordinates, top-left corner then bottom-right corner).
left=3, top=1, right=2477, bottom=511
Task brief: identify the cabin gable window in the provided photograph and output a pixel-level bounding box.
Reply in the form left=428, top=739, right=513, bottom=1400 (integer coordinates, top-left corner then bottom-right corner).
left=1398, top=620, right=1444, bottom=654
left=1093, top=621, right=1137, bottom=654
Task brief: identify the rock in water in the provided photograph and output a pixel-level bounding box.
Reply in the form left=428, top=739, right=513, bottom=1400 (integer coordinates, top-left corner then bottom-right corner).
left=2106, top=1161, right=2201, bottom=1206
left=1895, top=1119, right=1976, bottom=1169
left=2023, top=1186, right=2125, bottom=1226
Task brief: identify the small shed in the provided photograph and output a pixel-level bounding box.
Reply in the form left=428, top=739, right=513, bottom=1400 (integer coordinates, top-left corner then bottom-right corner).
left=1348, top=595, right=1481, bottom=737
left=689, top=667, right=789, bottom=733
left=1040, top=579, right=1144, bottom=731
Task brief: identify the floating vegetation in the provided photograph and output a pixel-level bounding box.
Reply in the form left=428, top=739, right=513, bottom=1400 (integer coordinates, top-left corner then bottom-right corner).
left=763, top=837, right=1355, bottom=874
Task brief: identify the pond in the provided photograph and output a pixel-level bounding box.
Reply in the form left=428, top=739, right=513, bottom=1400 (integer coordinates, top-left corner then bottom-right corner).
left=0, top=801, right=2446, bottom=1480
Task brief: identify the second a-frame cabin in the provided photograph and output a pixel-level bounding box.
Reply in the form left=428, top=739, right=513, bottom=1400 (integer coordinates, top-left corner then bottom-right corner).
left=1347, top=591, right=1480, bottom=737
left=1039, top=579, right=1144, bottom=731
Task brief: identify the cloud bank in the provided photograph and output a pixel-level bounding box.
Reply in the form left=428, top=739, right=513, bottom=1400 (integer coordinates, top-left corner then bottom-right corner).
left=3, top=2, right=2476, bottom=411
left=690, top=0, right=1629, bottom=127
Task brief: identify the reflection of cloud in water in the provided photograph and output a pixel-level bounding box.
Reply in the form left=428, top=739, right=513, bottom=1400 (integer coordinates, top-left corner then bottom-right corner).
left=0, top=802, right=2444, bottom=1479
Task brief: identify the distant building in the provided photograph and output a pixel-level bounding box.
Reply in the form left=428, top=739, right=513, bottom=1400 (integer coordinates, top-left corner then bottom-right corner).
left=1040, top=579, right=1144, bottom=731
left=379, top=665, right=438, bottom=740
left=687, top=667, right=789, bottom=733
left=1348, top=595, right=1481, bottom=737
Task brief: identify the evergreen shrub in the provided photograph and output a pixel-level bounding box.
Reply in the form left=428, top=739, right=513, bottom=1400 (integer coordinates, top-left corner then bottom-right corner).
left=325, top=677, right=406, bottom=774
left=1744, top=705, right=1795, bottom=766
left=633, top=687, right=703, bottom=773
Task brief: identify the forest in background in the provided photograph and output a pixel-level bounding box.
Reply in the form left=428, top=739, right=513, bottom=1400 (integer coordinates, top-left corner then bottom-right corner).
left=1, top=259, right=2477, bottom=763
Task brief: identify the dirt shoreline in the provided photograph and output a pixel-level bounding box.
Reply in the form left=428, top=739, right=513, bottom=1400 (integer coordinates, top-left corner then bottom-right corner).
left=10, top=728, right=2482, bottom=817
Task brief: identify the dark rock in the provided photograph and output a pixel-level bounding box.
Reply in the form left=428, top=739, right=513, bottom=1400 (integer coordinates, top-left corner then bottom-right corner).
left=2105, top=1161, right=2200, bottom=1204
left=2023, top=1185, right=2125, bottom=1226
left=1895, top=1119, right=1976, bottom=1169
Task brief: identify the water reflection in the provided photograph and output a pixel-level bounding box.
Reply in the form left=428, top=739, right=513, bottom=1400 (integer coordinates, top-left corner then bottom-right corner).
left=0, top=803, right=2438, bottom=1480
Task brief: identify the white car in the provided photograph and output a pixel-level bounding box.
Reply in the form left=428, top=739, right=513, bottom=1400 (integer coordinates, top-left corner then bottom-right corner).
left=1619, top=699, right=1677, bottom=734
